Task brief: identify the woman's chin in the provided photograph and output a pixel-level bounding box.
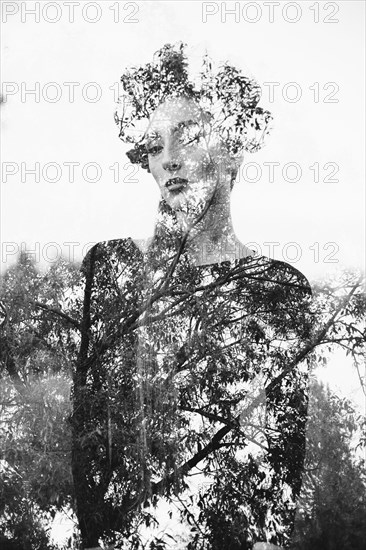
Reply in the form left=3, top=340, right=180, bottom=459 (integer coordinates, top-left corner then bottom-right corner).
left=165, top=192, right=189, bottom=211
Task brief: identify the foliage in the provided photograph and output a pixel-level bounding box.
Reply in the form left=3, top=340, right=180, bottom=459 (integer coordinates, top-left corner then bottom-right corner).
left=115, top=42, right=272, bottom=166
left=291, top=381, right=366, bottom=550
left=68, top=218, right=365, bottom=548
left=0, top=242, right=364, bottom=549
left=68, top=226, right=314, bottom=547
left=0, top=254, right=79, bottom=547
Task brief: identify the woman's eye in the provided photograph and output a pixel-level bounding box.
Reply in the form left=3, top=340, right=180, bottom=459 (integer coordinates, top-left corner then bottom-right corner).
left=179, top=126, right=203, bottom=146
left=146, top=145, right=163, bottom=156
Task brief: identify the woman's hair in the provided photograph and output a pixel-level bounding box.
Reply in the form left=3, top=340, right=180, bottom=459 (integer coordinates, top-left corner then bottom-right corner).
left=115, top=43, right=272, bottom=170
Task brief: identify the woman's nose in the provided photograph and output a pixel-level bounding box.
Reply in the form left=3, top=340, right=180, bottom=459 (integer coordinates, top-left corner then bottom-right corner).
left=163, top=158, right=182, bottom=172
left=162, top=142, right=182, bottom=172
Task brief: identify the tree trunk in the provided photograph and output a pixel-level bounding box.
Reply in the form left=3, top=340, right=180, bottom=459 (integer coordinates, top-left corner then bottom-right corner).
left=71, top=246, right=106, bottom=549
left=71, top=375, right=105, bottom=548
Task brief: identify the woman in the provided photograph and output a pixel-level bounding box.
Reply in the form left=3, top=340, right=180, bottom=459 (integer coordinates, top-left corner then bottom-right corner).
left=76, top=44, right=312, bottom=549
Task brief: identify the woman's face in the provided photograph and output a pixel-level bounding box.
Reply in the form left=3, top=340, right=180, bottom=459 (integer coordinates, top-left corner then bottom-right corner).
left=145, top=96, right=232, bottom=216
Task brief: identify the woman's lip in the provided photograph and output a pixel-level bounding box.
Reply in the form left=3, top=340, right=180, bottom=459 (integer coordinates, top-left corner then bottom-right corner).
left=167, top=183, right=186, bottom=191
left=166, top=178, right=188, bottom=192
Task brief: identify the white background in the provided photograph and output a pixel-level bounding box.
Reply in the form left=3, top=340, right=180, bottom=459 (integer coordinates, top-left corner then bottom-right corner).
left=1, top=0, right=365, bottom=281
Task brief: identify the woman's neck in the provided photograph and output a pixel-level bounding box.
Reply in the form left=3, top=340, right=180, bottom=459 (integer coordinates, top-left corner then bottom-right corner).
left=184, top=223, right=254, bottom=266
left=169, top=195, right=254, bottom=266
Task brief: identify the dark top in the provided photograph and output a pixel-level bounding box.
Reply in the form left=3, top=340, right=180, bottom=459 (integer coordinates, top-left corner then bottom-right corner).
left=79, top=235, right=313, bottom=546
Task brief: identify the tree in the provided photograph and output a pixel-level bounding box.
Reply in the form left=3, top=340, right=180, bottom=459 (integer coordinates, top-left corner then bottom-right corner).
left=67, top=229, right=365, bottom=548
left=291, top=381, right=366, bottom=550
left=0, top=245, right=364, bottom=549
left=0, top=253, right=79, bottom=548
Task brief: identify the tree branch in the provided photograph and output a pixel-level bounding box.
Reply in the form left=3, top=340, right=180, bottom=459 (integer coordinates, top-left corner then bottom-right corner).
left=151, top=280, right=363, bottom=496
left=34, top=301, right=81, bottom=331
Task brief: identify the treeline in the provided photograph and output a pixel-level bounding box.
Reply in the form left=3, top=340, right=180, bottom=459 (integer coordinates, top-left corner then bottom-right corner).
left=0, top=252, right=365, bottom=549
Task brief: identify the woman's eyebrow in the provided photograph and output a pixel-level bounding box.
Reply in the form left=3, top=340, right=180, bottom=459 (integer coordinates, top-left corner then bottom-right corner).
left=144, top=120, right=199, bottom=142
left=144, top=130, right=161, bottom=142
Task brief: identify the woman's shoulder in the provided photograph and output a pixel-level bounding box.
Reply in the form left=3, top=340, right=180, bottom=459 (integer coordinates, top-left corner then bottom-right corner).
left=265, top=257, right=312, bottom=294
left=234, top=254, right=312, bottom=297
left=81, top=237, right=143, bottom=275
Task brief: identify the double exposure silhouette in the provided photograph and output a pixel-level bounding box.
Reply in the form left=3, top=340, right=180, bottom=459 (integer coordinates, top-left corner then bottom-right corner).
left=72, top=44, right=312, bottom=549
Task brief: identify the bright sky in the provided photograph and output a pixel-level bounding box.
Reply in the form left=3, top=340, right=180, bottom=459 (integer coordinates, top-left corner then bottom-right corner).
left=1, top=0, right=364, bottom=282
